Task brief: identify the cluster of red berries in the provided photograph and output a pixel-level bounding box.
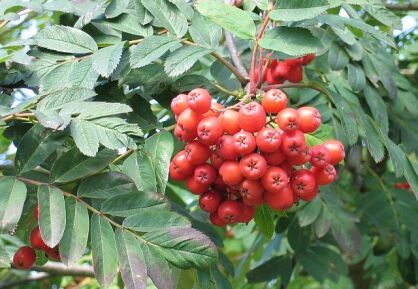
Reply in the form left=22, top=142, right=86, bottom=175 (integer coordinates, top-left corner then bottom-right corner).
left=12, top=204, right=60, bottom=269
left=169, top=87, right=344, bottom=227
left=254, top=54, right=315, bottom=85
left=394, top=182, right=411, bottom=191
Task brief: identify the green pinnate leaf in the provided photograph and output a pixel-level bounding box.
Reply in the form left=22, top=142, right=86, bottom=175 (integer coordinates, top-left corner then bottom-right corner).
left=37, top=88, right=97, bottom=111
left=92, top=42, right=125, bottom=77
left=59, top=198, right=89, bottom=266
left=91, top=214, right=119, bottom=288
left=164, top=46, right=211, bottom=77
left=123, top=210, right=191, bottom=232
left=78, top=172, right=136, bottom=199
left=144, top=131, right=174, bottom=193
left=122, top=152, right=157, bottom=193
left=33, top=25, right=98, bottom=54
left=0, top=177, right=27, bottom=234
left=15, top=124, right=67, bottom=174
left=38, top=185, right=66, bottom=248
left=195, top=0, right=256, bottom=40
left=51, top=147, right=117, bottom=183
left=115, top=229, right=147, bottom=289
left=260, top=27, right=322, bottom=57
left=254, top=205, right=274, bottom=239
left=130, top=35, right=180, bottom=69
left=141, top=0, right=188, bottom=37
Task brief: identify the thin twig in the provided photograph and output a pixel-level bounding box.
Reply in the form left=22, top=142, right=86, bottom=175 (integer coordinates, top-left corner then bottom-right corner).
left=111, top=149, right=135, bottom=164
left=224, top=31, right=249, bottom=79
left=212, top=82, right=241, bottom=97
left=385, top=3, right=418, bottom=11
left=0, top=273, right=50, bottom=289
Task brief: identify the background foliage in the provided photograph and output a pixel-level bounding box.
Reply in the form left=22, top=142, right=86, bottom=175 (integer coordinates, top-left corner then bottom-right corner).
left=0, top=0, right=418, bottom=289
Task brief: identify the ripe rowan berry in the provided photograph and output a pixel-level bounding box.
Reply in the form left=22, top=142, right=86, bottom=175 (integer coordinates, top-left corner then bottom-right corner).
left=239, top=153, right=268, bottom=180
left=197, top=116, right=224, bottom=145
left=276, top=108, right=300, bottom=132
left=262, top=89, right=288, bottom=113
left=219, top=161, right=244, bottom=186
left=30, top=226, right=48, bottom=251
left=187, top=88, right=212, bottom=114
left=290, top=169, right=318, bottom=201
left=199, top=190, right=222, bottom=213
left=218, top=200, right=242, bottom=224
left=233, top=131, right=256, bottom=155
left=238, top=102, right=266, bottom=133
left=256, top=127, right=282, bottom=153
left=297, top=107, right=321, bottom=133
left=322, top=140, right=345, bottom=164
left=12, top=246, right=36, bottom=269
left=261, top=166, right=289, bottom=194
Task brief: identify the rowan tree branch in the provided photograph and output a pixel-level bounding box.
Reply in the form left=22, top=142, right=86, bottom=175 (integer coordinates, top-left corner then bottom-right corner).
left=29, top=262, right=95, bottom=277
left=224, top=31, right=250, bottom=79
left=385, top=3, right=418, bottom=11
left=0, top=273, right=50, bottom=289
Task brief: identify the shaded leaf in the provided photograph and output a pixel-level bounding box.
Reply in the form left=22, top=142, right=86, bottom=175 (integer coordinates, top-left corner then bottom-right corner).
left=141, top=227, right=218, bottom=268
left=101, top=191, right=168, bottom=217
left=270, top=5, right=328, bottom=22
left=91, top=214, right=119, bottom=288
left=246, top=256, right=292, bottom=284
left=254, top=205, right=274, bottom=239
left=115, top=229, right=147, bottom=289
left=140, top=242, right=174, bottom=289
left=123, top=210, right=191, bottom=232
left=15, top=124, right=67, bottom=174
left=50, top=147, right=117, bottom=183
left=144, top=131, right=174, bottom=193
left=122, top=151, right=157, bottom=192
left=189, top=14, right=222, bottom=48
left=59, top=198, right=89, bottom=266
left=78, top=172, right=136, bottom=199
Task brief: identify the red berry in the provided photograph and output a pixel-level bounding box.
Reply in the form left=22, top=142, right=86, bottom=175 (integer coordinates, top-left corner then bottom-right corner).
left=284, top=58, right=302, bottom=67
left=171, top=94, right=189, bottom=115
left=210, top=211, right=227, bottom=227
left=193, top=164, right=217, bottom=186
left=264, top=186, right=294, bottom=211
left=262, top=89, right=288, bottom=113
left=256, top=127, right=282, bottom=153
left=210, top=151, right=224, bottom=169
left=265, top=67, right=278, bottom=85
left=12, top=246, right=36, bottom=270
left=46, top=246, right=60, bottom=261
left=281, top=130, right=306, bottom=157
left=290, top=169, right=318, bottom=201
left=297, top=107, right=321, bottom=133
left=301, top=53, right=315, bottom=65
left=273, top=61, right=291, bottom=80
left=239, top=204, right=255, bottom=223
left=243, top=196, right=264, bottom=207
left=202, top=102, right=224, bottom=118
left=276, top=108, right=300, bottom=132
left=262, top=150, right=286, bottom=166
left=287, top=65, right=303, bottom=83
left=171, top=151, right=194, bottom=176
left=233, top=131, right=256, bottom=155
left=197, top=116, right=224, bottom=145
left=310, top=145, right=331, bottom=168
left=187, top=88, right=212, bottom=114
left=186, top=176, right=208, bottom=195
left=30, top=226, right=48, bottom=251
left=213, top=173, right=227, bottom=188
left=174, top=125, right=196, bottom=143
left=217, top=135, right=240, bottom=160
left=34, top=204, right=39, bottom=221
left=239, top=153, right=268, bottom=180
left=281, top=161, right=293, bottom=176
left=199, top=190, right=223, bottom=213
left=261, top=166, right=289, bottom=194
left=169, top=162, right=188, bottom=181
left=238, top=102, right=266, bottom=133
left=177, top=108, right=202, bottom=133
left=312, top=164, right=336, bottom=185
left=287, top=145, right=311, bottom=166
left=219, top=161, right=244, bottom=186
left=240, top=179, right=264, bottom=202
left=218, top=200, right=242, bottom=224
left=322, top=140, right=345, bottom=164
left=185, top=141, right=211, bottom=165
left=219, top=110, right=241, bottom=135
